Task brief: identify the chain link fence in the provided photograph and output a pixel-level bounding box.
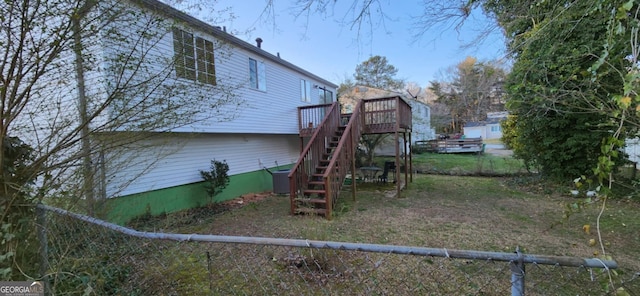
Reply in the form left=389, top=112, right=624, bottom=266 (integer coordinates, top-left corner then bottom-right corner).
left=37, top=205, right=637, bottom=295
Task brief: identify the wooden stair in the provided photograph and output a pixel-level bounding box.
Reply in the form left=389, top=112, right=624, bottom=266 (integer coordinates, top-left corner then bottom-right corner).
left=294, top=127, right=345, bottom=215
left=291, top=96, right=411, bottom=219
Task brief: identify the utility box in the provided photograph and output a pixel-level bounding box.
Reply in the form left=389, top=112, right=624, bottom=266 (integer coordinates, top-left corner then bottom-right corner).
left=272, top=169, right=290, bottom=194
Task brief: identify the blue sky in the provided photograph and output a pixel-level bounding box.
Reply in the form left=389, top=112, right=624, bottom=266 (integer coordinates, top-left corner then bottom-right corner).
left=212, top=1, right=507, bottom=87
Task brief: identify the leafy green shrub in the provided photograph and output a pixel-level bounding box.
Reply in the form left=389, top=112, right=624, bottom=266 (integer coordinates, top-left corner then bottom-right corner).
left=1, top=136, right=39, bottom=280
left=199, top=159, right=230, bottom=203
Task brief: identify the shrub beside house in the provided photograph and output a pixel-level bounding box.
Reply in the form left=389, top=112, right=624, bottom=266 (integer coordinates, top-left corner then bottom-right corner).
left=57, top=0, right=338, bottom=224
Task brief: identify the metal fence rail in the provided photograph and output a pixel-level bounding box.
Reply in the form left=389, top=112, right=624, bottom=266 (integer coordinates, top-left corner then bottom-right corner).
left=37, top=204, right=635, bottom=295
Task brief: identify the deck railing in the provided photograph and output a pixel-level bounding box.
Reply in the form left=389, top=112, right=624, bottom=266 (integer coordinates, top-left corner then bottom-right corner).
left=321, top=99, right=365, bottom=218
left=423, top=137, right=484, bottom=154
left=289, top=102, right=340, bottom=214
left=363, top=96, right=412, bottom=134
left=297, top=103, right=333, bottom=137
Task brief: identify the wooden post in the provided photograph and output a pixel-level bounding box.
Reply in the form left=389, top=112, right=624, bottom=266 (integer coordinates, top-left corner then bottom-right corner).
left=395, top=97, right=402, bottom=197
left=324, top=177, right=332, bottom=220
left=403, top=132, right=409, bottom=186
left=408, top=132, right=413, bottom=183
left=351, top=128, right=357, bottom=201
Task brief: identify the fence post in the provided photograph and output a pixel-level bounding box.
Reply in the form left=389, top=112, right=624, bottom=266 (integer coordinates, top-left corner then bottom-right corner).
left=36, top=204, right=49, bottom=290
left=510, top=247, right=525, bottom=296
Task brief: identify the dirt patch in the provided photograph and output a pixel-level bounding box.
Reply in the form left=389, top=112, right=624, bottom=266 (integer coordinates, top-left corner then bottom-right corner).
left=127, top=191, right=274, bottom=230
left=233, top=191, right=274, bottom=204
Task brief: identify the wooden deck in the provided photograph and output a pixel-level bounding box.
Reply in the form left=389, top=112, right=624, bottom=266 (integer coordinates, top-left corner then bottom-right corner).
left=417, top=138, right=484, bottom=154
left=298, top=97, right=412, bottom=137
left=291, top=96, right=412, bottom=219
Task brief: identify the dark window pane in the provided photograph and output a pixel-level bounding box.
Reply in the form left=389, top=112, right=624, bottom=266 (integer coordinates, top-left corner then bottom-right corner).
left=196, top=47, right=204, bottom=62
left=184, top=44, right=194, bottom=57
left=185, top=68, right=196, bottom=80
left=206, top=73, right=216, bottom=85
left=249, top=59, right=257, bottom=88
left=173, top=29, right=215, bottom=84
left=257, top=61, right=266, bottom=91
left=185, top=56, right=195, bottom=70
left=173, top=28, right=186, bottom=78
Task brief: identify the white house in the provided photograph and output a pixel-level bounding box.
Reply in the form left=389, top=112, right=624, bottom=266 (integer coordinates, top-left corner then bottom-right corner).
left=107, top=0, right=339, bottom=223
left=625, top=138, right=640, bottom=164
left=407, top=100, right=436, bottom=142
left=13, top=0, right=338, bottom=224
left=463, top=112, right=508, bottom=140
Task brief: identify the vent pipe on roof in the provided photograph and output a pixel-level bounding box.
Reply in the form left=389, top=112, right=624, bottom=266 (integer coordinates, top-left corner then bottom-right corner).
left=255, top=37, right=263, bottom=48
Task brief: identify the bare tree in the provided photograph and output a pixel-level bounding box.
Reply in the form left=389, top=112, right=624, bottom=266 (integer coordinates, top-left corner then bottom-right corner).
left=261, top=0, right=498, bottom=47
left=429, top=56, right=506, bottom=132
left=1, top=0, right=241, bottom=280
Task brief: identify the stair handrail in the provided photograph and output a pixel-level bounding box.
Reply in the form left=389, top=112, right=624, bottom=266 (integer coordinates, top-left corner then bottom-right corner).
left=288, top=102, right=340, bottom=213
left=321, top=99, right=366, bottom=217
left=288, top=102, right=338, bottom=180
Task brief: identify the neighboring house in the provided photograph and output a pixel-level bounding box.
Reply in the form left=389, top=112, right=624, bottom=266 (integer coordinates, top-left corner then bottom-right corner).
left=463, top=112, right=508, bottom=140
left=19, top=0, right=338, bottom=224
left=625, top=138, right=640, bottom=164
left=340, top=85, right=435, bottom=142
left=408, top=100, right=436, bottom=142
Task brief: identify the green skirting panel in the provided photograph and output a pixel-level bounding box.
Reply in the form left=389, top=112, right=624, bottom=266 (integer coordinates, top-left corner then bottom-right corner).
left=104, top=165, right=291, bottom=225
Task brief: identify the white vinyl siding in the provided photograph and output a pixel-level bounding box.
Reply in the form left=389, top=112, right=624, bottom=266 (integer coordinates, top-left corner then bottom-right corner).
left=176, top=46, right=335, bottom=134
left=409, top=101, right=435, bottom=141
left=625, top=138, right=640, bottom=164
left=100, top=1, right=337, bottom=135
left=464, top=128, right=483, bottom=138
left=91, top=0, right=338, bottom=197
left=107, top=133, right=300, bottom=196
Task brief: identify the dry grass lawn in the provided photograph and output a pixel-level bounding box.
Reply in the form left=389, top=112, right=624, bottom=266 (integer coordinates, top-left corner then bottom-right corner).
left=136, top=175, right=640, bottom=276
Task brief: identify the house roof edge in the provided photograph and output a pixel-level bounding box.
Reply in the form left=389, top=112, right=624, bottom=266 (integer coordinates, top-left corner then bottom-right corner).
left=131, top=0, right=338, bottom=89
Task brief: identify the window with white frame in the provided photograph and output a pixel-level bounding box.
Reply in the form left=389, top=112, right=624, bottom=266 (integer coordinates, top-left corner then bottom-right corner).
left=490, top=125, right=501, bottom=132
left=172, top=27, right=216, bottom=85
left=300, top=79, right=312, bottom=102
left=249, top=58, right=266, bottom=91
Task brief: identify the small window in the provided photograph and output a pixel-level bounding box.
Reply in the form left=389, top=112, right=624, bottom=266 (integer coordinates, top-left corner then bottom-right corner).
left=300, top=79, right=312, bottom=102
left=490, top=125, right=501, bottom=132
left=249, top=58, right=266, bottom=91
left=172, top=27, right=216, bottom=85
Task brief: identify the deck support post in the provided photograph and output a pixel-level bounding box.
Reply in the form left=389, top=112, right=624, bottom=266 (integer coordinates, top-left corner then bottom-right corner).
left=350, top=127, right=357, bottom=201
left=408, top=132, right=412, bottom=183
left=395, top=130, right=401, bottom=197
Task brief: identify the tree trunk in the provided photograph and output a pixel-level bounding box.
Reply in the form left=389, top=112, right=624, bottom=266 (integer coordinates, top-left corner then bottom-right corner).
left=72, top=15, right=95, bottom=216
